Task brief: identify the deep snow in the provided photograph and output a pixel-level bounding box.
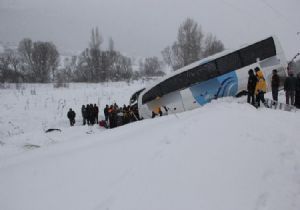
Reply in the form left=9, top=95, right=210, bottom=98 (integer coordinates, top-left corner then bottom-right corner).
left=0, top=82, right=300, bottom=210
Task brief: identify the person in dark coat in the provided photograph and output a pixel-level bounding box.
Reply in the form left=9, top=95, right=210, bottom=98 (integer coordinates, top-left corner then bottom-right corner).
left=67, top=108, right=76, bottom=126
left=294, top=73, right=300, bottom=108
left=271, top=69, right=280, bottom=102
left=108, top=105, right=116, bottom=128
left=81, top=105, right=87, bottom=125
left=104, top=105, right=109, bottom=122
left=94, top=104, right=99, bottom=124
left=86, top=104, right=91, bottom=125
left=284, top=72, right=297, bottom=105
left=247, top=69, right=257, bottom=105
left=89, top=103, right=95, bottom=125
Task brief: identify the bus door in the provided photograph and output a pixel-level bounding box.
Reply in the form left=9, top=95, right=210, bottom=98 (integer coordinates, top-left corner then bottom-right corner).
left=180, top=88, right=201, bottom=111
left=158, top=91, right=185, bottom=114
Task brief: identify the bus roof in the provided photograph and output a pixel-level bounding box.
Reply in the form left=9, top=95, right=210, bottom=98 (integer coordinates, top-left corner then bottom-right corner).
left=143, top=35, right=279, bottom=93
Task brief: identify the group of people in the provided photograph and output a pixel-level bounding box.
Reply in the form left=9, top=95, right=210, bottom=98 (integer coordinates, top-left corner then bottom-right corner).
left=81, top=104, right=99, bottom=125
left=247, top=66, right=300, bottom=108
left=283, top=71, right=300, bottom=108
left=67, top=102, right=140, bottom=128
left=247, top=67, right=269, bottom=107
left=67, top=103, right=99, bottom=127
left=103, top=103, right=140, bottom=129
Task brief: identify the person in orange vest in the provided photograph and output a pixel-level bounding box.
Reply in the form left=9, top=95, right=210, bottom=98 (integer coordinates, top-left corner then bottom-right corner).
left=152, top=106, right=162, bottom=118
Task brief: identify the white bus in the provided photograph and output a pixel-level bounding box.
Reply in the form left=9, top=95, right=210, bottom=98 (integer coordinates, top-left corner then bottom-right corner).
left=130, top=36, right=288, bottom=119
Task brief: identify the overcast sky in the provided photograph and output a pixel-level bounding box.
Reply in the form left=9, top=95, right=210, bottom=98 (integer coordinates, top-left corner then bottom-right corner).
left=0, top=0, right=299, bottom=59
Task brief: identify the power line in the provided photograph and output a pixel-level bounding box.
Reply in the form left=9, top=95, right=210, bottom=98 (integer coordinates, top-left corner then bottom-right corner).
left=258, top=0, right=300, bottom=31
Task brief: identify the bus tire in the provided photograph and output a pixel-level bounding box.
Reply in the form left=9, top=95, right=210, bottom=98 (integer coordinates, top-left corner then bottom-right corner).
left=236, top=90, right=248, bottom=98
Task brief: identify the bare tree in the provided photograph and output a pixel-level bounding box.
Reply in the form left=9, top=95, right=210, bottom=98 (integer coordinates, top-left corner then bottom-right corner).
left=74, top=29, right=133, bottom=82
left=0, top=49, right=22, bottom=82
left=31, top=41, right=59, bottom=82
left=105, top=37, right=118, bottom=81
left=73, top=49, right=91, bottom=82
left=162, top=18, right=225, bottom=71
left=18, top=38, right=34, bottom=78
left=58, top=56, right=77, bottom=83
left=89, top=27, right=103, bottom=82
left=202, top=33, right=225, bottom=58
left=0, top=50, right=11, bottom=82
left=162, top=18, right=204, bottom=71
left=110, top=52, right=133, bottom=81
left=18, top=38, right=59, bottom=82
left=108, top=37, right=115, bottom=52
left=161, top=46, right=172, bottom=67
left=177, top=18, right=204, bottom=66
left=140, top=56, right=165, bottom=77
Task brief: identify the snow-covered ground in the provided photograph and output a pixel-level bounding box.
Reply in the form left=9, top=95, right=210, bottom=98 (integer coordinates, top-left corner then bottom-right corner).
left=0, top=82, right=149, bottom=159
left=0, top=82, right=300, bottom=210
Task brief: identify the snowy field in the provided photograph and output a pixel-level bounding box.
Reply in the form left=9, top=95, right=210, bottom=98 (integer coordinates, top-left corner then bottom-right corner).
left=0, top=82, right=148, bottom=159
left=0, top=82, right=300, bottom=210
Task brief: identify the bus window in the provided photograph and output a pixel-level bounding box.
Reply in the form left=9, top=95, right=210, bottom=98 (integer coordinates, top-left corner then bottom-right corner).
left=142, top=85, right=162, bottom=104
left=186, top=61, right=218, bottom=85
left=188, top=66, right=208, bottom=84
left=216, top=52, right=242, bottom=74
left=160, top=77, right=176, bottom=96
left=177, top=72, right=190, bottom=89
left=160, top=72, right=189, bottom=96
left=202, top=62, right=218, bottom=78
left=240, top=37, right=276, bottom=66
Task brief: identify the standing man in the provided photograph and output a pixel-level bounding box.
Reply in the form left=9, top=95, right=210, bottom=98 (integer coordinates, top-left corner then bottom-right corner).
left=255, top=69, right=268, bottom=108
left=247, top=69, right=257, bottom=105
left=294, top=73, right=300, bottom=108
left=271, top=69, right=280, bottom=102
left=81, top=105, right=87, bottom=125
left=94, top=104, right=99, bottom=124
left=67, top=108, right=76, bottom=126
left=284, top=72, right=297, bottom=105
left=104, top=105, right=109, bottom=123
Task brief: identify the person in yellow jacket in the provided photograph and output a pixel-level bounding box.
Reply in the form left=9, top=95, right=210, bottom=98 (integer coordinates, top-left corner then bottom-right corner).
left=254, top=67, right=269, bottom=108
left=152, top=106, right=162, bottom=118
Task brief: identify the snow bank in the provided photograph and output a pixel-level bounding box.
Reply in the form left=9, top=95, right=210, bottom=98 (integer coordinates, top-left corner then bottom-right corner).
left=0, top=83, right=299, bottom=210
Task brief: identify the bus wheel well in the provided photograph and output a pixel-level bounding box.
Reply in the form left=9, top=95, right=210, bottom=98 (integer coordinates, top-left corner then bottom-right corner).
left=236, top=90, right=248, bottom=98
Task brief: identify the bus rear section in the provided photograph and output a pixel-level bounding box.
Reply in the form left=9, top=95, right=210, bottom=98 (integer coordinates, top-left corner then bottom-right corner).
left=137, top=36, right=288, bottom=119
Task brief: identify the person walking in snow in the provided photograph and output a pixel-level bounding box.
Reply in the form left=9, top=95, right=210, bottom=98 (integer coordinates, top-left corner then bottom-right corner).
left=271, top=69, right=280, bottom=102
left=247, top=69, right=257, bottom=105
left=284, top=71, right=297, bottom=105
left=255, top=68, right=268, bottom=108
left=67, top=108, right=76, bottom=126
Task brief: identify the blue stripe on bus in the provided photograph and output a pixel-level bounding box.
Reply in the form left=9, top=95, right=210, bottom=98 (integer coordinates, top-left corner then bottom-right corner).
left=189, top=71, right=238, bottom=105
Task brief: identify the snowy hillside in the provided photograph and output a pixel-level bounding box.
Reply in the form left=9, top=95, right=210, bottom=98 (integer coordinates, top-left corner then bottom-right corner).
left=0, top=83, right=300, bottom=210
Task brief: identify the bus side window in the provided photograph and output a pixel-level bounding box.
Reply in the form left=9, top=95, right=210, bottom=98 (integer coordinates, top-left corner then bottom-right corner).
left=216, top=52, right=242, bottom=74
left=142, top=85, right=162, bottom=104
left=240, top=37, right=276, bottom=66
